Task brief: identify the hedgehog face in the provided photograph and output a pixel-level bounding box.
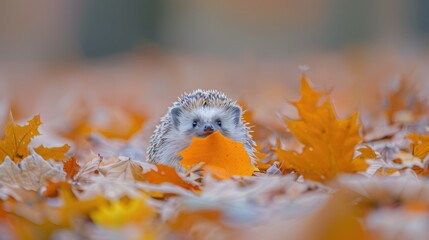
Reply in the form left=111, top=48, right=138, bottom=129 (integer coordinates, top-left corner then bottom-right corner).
left=170, top=106, right=242, bottom=138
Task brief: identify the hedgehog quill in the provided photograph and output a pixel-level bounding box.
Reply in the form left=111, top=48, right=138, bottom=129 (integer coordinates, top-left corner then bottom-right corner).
left=147, top=90, right=256, bottom=171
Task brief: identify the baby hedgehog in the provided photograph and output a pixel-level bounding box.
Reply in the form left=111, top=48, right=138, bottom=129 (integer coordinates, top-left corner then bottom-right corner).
left=147, top=89, right=255, bottom=171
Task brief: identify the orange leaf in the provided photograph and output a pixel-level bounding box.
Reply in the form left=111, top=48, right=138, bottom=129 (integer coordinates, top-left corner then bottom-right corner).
left=276, top=75, right=362, bottom=182
left=44, top=179, right=72, bottom=198
left=385, top=79, right=427, bottom=124
left=352, top=145, right=377, bottom=172
left=141, top=164, right=199, bottom=191
left=34, top=144, right=70, bottom=161
left=62, top=106, right=146, bottom=142
left=407, top=133, right=429, bottom=160
left=97, top=110, right=146, bottom=140
left=0, top=113, right=41, bottom=163
left=179, top=131, right=254, bottom=180
left=63, top=157, right=80, bottom=180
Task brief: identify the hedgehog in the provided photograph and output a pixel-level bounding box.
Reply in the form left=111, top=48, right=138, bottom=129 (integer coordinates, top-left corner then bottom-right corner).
left=147, top=89, right=256, bottom=172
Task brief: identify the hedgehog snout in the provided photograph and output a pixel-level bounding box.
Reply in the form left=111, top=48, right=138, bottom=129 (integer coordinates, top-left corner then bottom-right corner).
left=203, top=124, right=214, bottom=133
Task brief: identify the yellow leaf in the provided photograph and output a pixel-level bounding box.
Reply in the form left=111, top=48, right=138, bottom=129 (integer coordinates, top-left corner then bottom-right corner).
left=34, top=144, right=70, bottom=161
left=90, top=198, right=153, bottom=227
left=59, top=189, right=108, bottom=225
left=276, top=75, right=362, bottom=182
left=0, top=113, right=40, bottom=163
left=179, top=131, right=254, bottom=180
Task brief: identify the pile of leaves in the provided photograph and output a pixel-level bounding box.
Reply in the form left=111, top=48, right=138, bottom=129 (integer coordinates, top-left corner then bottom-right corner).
left=1, top=74, right=429, bottom=240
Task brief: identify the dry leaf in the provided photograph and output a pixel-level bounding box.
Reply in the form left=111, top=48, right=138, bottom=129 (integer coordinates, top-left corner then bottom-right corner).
left=385, top=79, right=427, bottom=125
left=62, top=106, right=146, bottom=142
left=34, top=144, right=70, bottom=161
left=0, top=113, right=40, bottom=163
left=43, top=179, right=72, bottom=198
left=90, top=198, right=154, bottom=227
left=352, top=145, right=377, bottom=172
left=141, top=164, right=200, bottom=191
left=98, top=156, right=154, bottom=181
left=407, top=133, right=429, bottom=160
left=275, top=75, right=362, bottom=182
left=0, top=154, right=65, bottom=191
left=63, top=157, right=80, bottom=180
left=179, top=131, right=254, bottom=179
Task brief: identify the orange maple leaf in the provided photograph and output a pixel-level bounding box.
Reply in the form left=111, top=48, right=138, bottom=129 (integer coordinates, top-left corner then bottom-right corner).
left=179, top=131, right=254, bottom=179
left=407, top=133, right=429, bottom=160
left=62, top=106, right=146, bottom=142
left=34, top=144, right=70, bottom=161
left=0, top=113, right=40, bottom=163
left=0, top=113, right=70, bottom=163
left=63, top=157, right=80, bottom=180
left=141, top=164, right=199, bottom=191
left=352, top=145, right=377, bottom=172
left=385, top=79, right=427, bottom=125
left=275, top=75, right=362, bottom=182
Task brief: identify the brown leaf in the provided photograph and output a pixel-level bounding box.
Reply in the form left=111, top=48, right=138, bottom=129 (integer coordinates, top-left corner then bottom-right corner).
left=63, top=157, right=80, bottom=180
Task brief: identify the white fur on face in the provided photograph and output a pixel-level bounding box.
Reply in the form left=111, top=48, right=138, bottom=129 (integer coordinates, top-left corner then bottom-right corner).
left=175, top=106, right=242, bottom=140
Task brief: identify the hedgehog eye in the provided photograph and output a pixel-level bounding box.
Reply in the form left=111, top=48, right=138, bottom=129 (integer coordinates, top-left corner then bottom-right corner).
left=192, top=120, right=198, bottom=128
left=217, top=120, right=222, bottom=127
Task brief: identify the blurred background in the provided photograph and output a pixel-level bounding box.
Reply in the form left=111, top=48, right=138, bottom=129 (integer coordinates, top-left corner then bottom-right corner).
left=0, top=0, right=429, bottom=140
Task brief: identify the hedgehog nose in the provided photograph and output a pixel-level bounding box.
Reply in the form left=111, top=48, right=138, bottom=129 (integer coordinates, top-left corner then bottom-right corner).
left=204, top=124, right=214, bottom=132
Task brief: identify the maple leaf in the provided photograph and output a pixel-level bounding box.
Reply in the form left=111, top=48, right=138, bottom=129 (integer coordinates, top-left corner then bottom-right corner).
left=179, top=131, right=254, bottom=180
left=275, top=75, right=362, bottom=182
left=34, top=144, right=70, bottom=161
left=98, top=156, right=153, bottom=181
left=62, top=105, right=146, bottom=142
left=0, top=113, right=70, bottom=163
left=90, top=198, right=154, bottom=227
left=63, top=157, right=80, bottom=180
left=407, top=133, right=429, bottom=160
left=141, top=164, right=200, bottom=191
left=0, top=113, right=40, bottom=163
left=385, top=79, right=427, bottom=125
left=351, top=145, right=377, bottom=172
left=0, top=154, right=65, bottom=191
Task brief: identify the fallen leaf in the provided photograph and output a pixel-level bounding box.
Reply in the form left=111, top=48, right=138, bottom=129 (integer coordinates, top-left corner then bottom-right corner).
left=0, top=154, right=65, bottom=191
left=170, top=209, right=230, bottom=240
left=179, top=131, right=254, bottom=180
left=141, top=164, right=200, bottom=191
left=34, top=144, right=70, bottom=161
left=0, top=113, right=40, bottom=163
left=98, top=156, right=154, bottom=181
left=352, top=145, right=377, bottom=172
left=385, top=79, right=427, bottom=125
left=63, top=157, right=80, bottom=180
left=90, top=198, right=154, bottom=227
left=407, top=133, right=429, bottom=160
left=62, top=105, right=146, bottom=142
left=43, top=179, right=72, bottom=198
left=275, top=75, right=362, bottom=182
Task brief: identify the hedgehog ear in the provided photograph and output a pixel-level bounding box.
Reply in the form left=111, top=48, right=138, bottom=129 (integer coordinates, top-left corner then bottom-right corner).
left=170, top=107, right=182, bottom=129
left=230, top=106, right=242, bottom=125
